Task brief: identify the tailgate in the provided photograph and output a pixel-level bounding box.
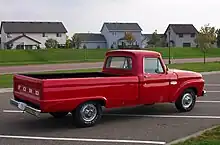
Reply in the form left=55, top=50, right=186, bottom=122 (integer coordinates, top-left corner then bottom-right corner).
left=13, top=74, right=43, bottom=107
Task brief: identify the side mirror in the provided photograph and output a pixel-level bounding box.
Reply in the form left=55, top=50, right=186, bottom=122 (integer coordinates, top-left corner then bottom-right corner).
left=165, top=65, right=169, bottom=74
left=166, top=65, right=169, bottom=71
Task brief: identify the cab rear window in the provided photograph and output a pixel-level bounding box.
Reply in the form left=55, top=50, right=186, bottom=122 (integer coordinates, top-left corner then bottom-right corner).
left=105, top=56, right=132, bottom=70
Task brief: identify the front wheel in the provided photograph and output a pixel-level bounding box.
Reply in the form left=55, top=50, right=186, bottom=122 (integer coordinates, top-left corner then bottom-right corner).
left=72, top=101, right=102, bottom=128
left=175, top=89, right=196, bottom=112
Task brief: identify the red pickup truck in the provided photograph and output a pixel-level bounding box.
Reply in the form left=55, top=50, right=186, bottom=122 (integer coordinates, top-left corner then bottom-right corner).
left=10, top=49, right=206, bottom=128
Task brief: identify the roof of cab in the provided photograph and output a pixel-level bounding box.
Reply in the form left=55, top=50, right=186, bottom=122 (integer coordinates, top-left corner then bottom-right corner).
left=106, top=49, right=161, bottom=57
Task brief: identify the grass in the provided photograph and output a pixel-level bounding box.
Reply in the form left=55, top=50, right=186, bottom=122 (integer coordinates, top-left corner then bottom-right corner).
left=1, top=61, right=220, bottom=88
left=168, top=61, right=220, bottom=72
left=153, top=47, right=220, bottom=59
left=0, top=49, right=107, bottom=66
left=173, top=126, right=220, bottom=145
left=0, top=47, right=220, bottom=66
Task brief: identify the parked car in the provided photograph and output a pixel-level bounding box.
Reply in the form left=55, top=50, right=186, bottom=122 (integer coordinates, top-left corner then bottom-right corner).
left=10, top=49, right=206, bottom=128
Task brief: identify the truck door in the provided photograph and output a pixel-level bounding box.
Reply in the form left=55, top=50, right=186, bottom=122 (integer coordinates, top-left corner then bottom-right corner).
left=139, top=57, right=170, bottom=104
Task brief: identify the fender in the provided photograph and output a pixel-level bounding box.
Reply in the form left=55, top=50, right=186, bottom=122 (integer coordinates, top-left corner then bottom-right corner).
left=170, top=78, right=204, bottom=102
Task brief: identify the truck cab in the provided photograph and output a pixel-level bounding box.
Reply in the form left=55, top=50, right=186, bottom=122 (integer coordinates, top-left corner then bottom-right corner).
left=103, top=49, right=205, bottom=105
left=10, top=49, right=206, bottom=128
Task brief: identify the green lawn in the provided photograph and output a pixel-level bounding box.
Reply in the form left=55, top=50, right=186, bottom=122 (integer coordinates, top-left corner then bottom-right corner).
left=0, top=47, right=220, bottom=66
left=152, top=47, right=220, bottom=59
left=173, top=126, right=220, bottom=145
left=168, top=61, right=220, bottom=72
left=1, top=62, right=220, bottom=88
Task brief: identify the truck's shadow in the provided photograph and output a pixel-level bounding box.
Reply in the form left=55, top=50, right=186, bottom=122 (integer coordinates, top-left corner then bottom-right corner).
left=11, top=103, right=185, bottom=132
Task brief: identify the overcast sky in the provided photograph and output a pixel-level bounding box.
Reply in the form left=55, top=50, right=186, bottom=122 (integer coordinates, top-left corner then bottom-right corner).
left=0, top=0, right=220, bottom=36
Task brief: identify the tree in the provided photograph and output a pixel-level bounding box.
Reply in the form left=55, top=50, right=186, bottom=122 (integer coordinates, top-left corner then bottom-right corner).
left=148, top=30, right=160, bottom=47
left=71, top=34, right=81, bottom=49
left=65, top=36, right=72, bottom=48
left=194, top=24, right=217, bottom=63
left=124, top=32, right=136, bottom=45
left=216, top=29, right=220, bottom=48
left=45, top=39, right=58, bottom=48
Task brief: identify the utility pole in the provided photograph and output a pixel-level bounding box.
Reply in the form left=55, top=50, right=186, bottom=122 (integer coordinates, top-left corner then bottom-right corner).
left=168, top=29, right=171, bottom=64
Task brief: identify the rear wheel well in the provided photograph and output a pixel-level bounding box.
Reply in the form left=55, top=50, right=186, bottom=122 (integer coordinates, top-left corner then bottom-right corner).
left=76, top=99, right=106, bottom=109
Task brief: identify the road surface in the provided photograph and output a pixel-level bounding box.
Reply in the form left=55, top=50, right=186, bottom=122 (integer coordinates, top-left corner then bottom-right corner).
left=0, top=73, right=220, bottom=145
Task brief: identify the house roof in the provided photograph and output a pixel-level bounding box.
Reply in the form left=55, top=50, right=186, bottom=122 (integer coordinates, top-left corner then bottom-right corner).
left=101, top=22, right=142, bottom=31
left=165, top=24, right=198, bottom=34
left=74, top=33, right=106, bottom=42
left=5, top=34, right=41, bottom=45
left=0, top=21, right=68, bottom=33
left=142, top=33, right=165, bottom=41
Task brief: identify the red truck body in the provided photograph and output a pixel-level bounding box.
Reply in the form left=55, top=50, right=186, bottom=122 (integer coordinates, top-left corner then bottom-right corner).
left=10, top=49, right=206, bottom=127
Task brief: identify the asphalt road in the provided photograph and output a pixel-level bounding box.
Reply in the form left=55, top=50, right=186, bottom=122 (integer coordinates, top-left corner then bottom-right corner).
left=0, top=57, right=220, bottom=74
left=0, top=74, right=220, bottom=145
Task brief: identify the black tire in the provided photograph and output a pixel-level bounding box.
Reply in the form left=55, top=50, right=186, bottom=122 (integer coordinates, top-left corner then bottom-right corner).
left=175, top=89, right=196, bottom=112
left=72, top=101, right=102, bottom=128
left=50, top=112, right=69, bottom=118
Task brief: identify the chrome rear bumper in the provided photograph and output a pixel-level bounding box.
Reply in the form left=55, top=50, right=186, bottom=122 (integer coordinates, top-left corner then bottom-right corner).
left=10, top=98, right=41, bottom=117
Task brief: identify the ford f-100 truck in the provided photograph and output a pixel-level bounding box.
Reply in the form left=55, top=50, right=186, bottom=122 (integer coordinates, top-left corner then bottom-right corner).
left=10, top=49, right=206, bottom=128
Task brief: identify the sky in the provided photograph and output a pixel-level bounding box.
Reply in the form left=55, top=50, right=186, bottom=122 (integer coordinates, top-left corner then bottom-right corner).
left=1, top=0, right=220, bottom=36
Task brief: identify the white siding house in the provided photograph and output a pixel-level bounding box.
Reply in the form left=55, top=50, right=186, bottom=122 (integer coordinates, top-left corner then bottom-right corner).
left=75, top=22, right=143, bottom=49
left=0, top=21, right=68, bottom=49
left=164, top=24, right=198, bottom=47
left=100, top=22, right=143, bottom=49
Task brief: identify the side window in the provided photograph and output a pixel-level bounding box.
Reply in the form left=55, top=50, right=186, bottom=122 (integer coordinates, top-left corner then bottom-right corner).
left=144, top=57, right=164, bottom=74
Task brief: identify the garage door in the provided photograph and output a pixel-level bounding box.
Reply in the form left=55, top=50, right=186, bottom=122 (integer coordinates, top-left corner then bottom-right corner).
left=183, top=43, right=191, bottom=47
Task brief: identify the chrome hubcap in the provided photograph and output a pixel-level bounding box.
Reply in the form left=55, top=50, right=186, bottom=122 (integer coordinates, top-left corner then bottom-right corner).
left=80, top=104, right=97, bottom=122
left=182, top=93, right=193, bottom=108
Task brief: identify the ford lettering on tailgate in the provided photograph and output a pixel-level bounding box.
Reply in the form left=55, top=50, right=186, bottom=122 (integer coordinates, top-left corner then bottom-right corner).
left=17, top=84, right=40, bottom=97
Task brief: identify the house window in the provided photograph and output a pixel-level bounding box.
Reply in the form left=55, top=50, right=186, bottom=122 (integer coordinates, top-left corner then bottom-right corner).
left=7, top=33, right=12, bottom=38
left=191, top=33, right=195, bottom=37
left=179, top=34, right=183, bottom=38
left=112, top=32, right=116, bottom=36
left=42, top=33, right=46, bottom=37
left=57, top=33, right=62, bottom=37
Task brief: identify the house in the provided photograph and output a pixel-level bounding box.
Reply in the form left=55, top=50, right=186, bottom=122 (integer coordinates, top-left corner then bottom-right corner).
left=164, top=24, right=199, bottom=47
left=0, top=21, right=68, bottom=49
left=75, top=22, right=143, bottom=49
left=73, top=33, right=107, bottom=49
left=100, top=22, right=143, bottom=48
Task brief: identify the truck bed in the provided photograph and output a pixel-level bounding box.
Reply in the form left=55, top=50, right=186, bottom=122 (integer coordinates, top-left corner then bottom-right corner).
left=22, top=72, right=121, bottom=79
left=12, top=71, right=139, bottom=114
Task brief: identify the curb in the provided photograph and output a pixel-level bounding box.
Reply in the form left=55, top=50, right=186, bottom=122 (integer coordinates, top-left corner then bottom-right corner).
left=166, top=125, right=219, bottom=145
left=201, top=71, right=220, bottom=75
left=0, top=88, right=13, bottom=93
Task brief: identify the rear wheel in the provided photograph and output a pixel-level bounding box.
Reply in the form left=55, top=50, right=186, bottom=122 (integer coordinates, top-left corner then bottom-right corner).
left=175, top=89, right=196, bottom=112
left=50, top=112, right=69, bottom=118
left=72, top=101, right=102, bottom=128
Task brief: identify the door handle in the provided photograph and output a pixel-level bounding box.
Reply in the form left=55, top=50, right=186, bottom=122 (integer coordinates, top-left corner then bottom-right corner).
left=144, top=75, right=148, bottom=78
